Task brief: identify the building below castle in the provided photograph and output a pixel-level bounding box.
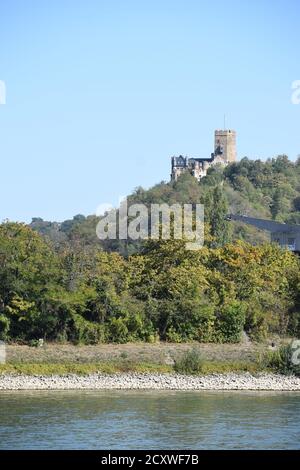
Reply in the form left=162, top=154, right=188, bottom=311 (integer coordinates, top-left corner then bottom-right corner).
left=171, top=129, right=237, bottom=182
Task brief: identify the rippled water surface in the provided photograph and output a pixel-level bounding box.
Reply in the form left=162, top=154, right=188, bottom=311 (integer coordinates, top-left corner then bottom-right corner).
left=0, top=390, right=300, bottom=449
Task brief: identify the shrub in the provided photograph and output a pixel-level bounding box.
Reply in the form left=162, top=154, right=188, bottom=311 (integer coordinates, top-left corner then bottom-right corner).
left=71, top=314, right=106, bottom=344
left=174, top=349, right=204, bottom=375
left=166, top=326, right=182, bottom=343
left=215, top=301, right=246, bottom=343
left=263, top=342, right=300, bottom=376
left=145, top=332, right=160, bottom=343
left=0, top=314, right=10, bottom=341
left=245, top=305, right=269, bottom=341
left=108, top=317, right=129, bottom=343
left=196, top=305, right=216, bottom=342
left=28, top=339, right=39, bottom=347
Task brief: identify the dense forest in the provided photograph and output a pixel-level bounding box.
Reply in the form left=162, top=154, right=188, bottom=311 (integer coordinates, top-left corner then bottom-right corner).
left=1, top=155, right=300, bottom=344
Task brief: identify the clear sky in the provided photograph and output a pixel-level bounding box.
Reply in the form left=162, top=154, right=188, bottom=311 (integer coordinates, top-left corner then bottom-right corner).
left=0, top=0, right=299, bottom=222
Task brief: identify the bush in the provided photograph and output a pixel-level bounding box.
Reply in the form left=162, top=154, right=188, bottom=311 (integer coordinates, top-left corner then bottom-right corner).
left=71, top=314, right=106, bottom=344
left=28, top=339, right=40, bottom=347
left=215, top=301, right=246, bottom=343
left=166, top=326, right=182, bottom=343
left=263, top=342, right=300, bottom=376
left=174, top=349, right=204, bottom=375
left=0, top=314, right=10, bottom=341
left=196, top=305, right=216, bottom=342
left=108, top=317, right=129, bottom=343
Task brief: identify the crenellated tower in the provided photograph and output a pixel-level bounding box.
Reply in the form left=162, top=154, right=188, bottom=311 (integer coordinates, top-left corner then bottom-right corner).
left=170, top=129, right=237, bottom=182
left=214, top=129, right=237, bottom=163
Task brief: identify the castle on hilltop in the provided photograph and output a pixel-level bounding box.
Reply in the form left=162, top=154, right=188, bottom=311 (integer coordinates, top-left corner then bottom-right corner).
left=171, top=129, right=237, bottom=181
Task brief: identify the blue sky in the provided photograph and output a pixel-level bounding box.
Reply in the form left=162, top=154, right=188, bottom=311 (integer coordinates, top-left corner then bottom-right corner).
left=0, top=0, right=299, bottom=222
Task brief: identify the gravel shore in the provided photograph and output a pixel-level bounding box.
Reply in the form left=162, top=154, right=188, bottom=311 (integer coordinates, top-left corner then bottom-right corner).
left=1, top=372, right=300, bottom=391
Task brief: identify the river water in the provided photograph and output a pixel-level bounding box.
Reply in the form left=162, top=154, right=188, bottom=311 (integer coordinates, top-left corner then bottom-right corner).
left=0, top=390, right=300, bottom=449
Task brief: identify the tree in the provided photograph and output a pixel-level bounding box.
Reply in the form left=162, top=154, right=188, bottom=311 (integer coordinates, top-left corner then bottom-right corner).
left=204, top=185, right=231, bottom=247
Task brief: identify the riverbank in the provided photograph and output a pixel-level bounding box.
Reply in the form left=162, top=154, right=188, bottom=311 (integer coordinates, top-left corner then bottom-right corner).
left=5, top=341, right=267, bottom=364
left=1, top=372, right=300, bottom=391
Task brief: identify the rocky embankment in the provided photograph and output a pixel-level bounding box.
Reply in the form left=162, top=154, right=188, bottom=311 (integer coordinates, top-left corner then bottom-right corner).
left=1, top=372, right=300, bottom=391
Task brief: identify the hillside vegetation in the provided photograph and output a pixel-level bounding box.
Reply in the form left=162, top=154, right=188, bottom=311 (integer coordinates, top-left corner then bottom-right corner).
left=1, top=156, right=300, bottom=344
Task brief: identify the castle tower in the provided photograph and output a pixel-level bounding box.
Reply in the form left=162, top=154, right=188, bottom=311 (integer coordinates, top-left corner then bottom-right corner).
left=170, top=129, right=237, bottom=182
left=214, top=129, right=237, bottom=163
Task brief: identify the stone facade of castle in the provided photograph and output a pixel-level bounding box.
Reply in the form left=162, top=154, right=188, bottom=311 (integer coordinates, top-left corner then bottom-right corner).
left=171, top=129, right=237, bottom=181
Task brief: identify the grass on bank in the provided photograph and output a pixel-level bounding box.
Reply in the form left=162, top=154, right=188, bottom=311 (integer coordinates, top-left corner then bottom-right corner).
left=0, top=359, right=262, bottom=376
left=173, top=348, right=263, bottom=375
left=1, top=344, right=299, bottom=376
left=0, top=361, right=173, bottom=376
left=173, top=344, right=300, bottom=376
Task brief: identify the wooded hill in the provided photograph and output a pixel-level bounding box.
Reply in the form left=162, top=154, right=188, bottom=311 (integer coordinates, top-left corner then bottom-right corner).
left=30, top=155, right=300, bottom=254
left=1, top=155, right=300, bottom=345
